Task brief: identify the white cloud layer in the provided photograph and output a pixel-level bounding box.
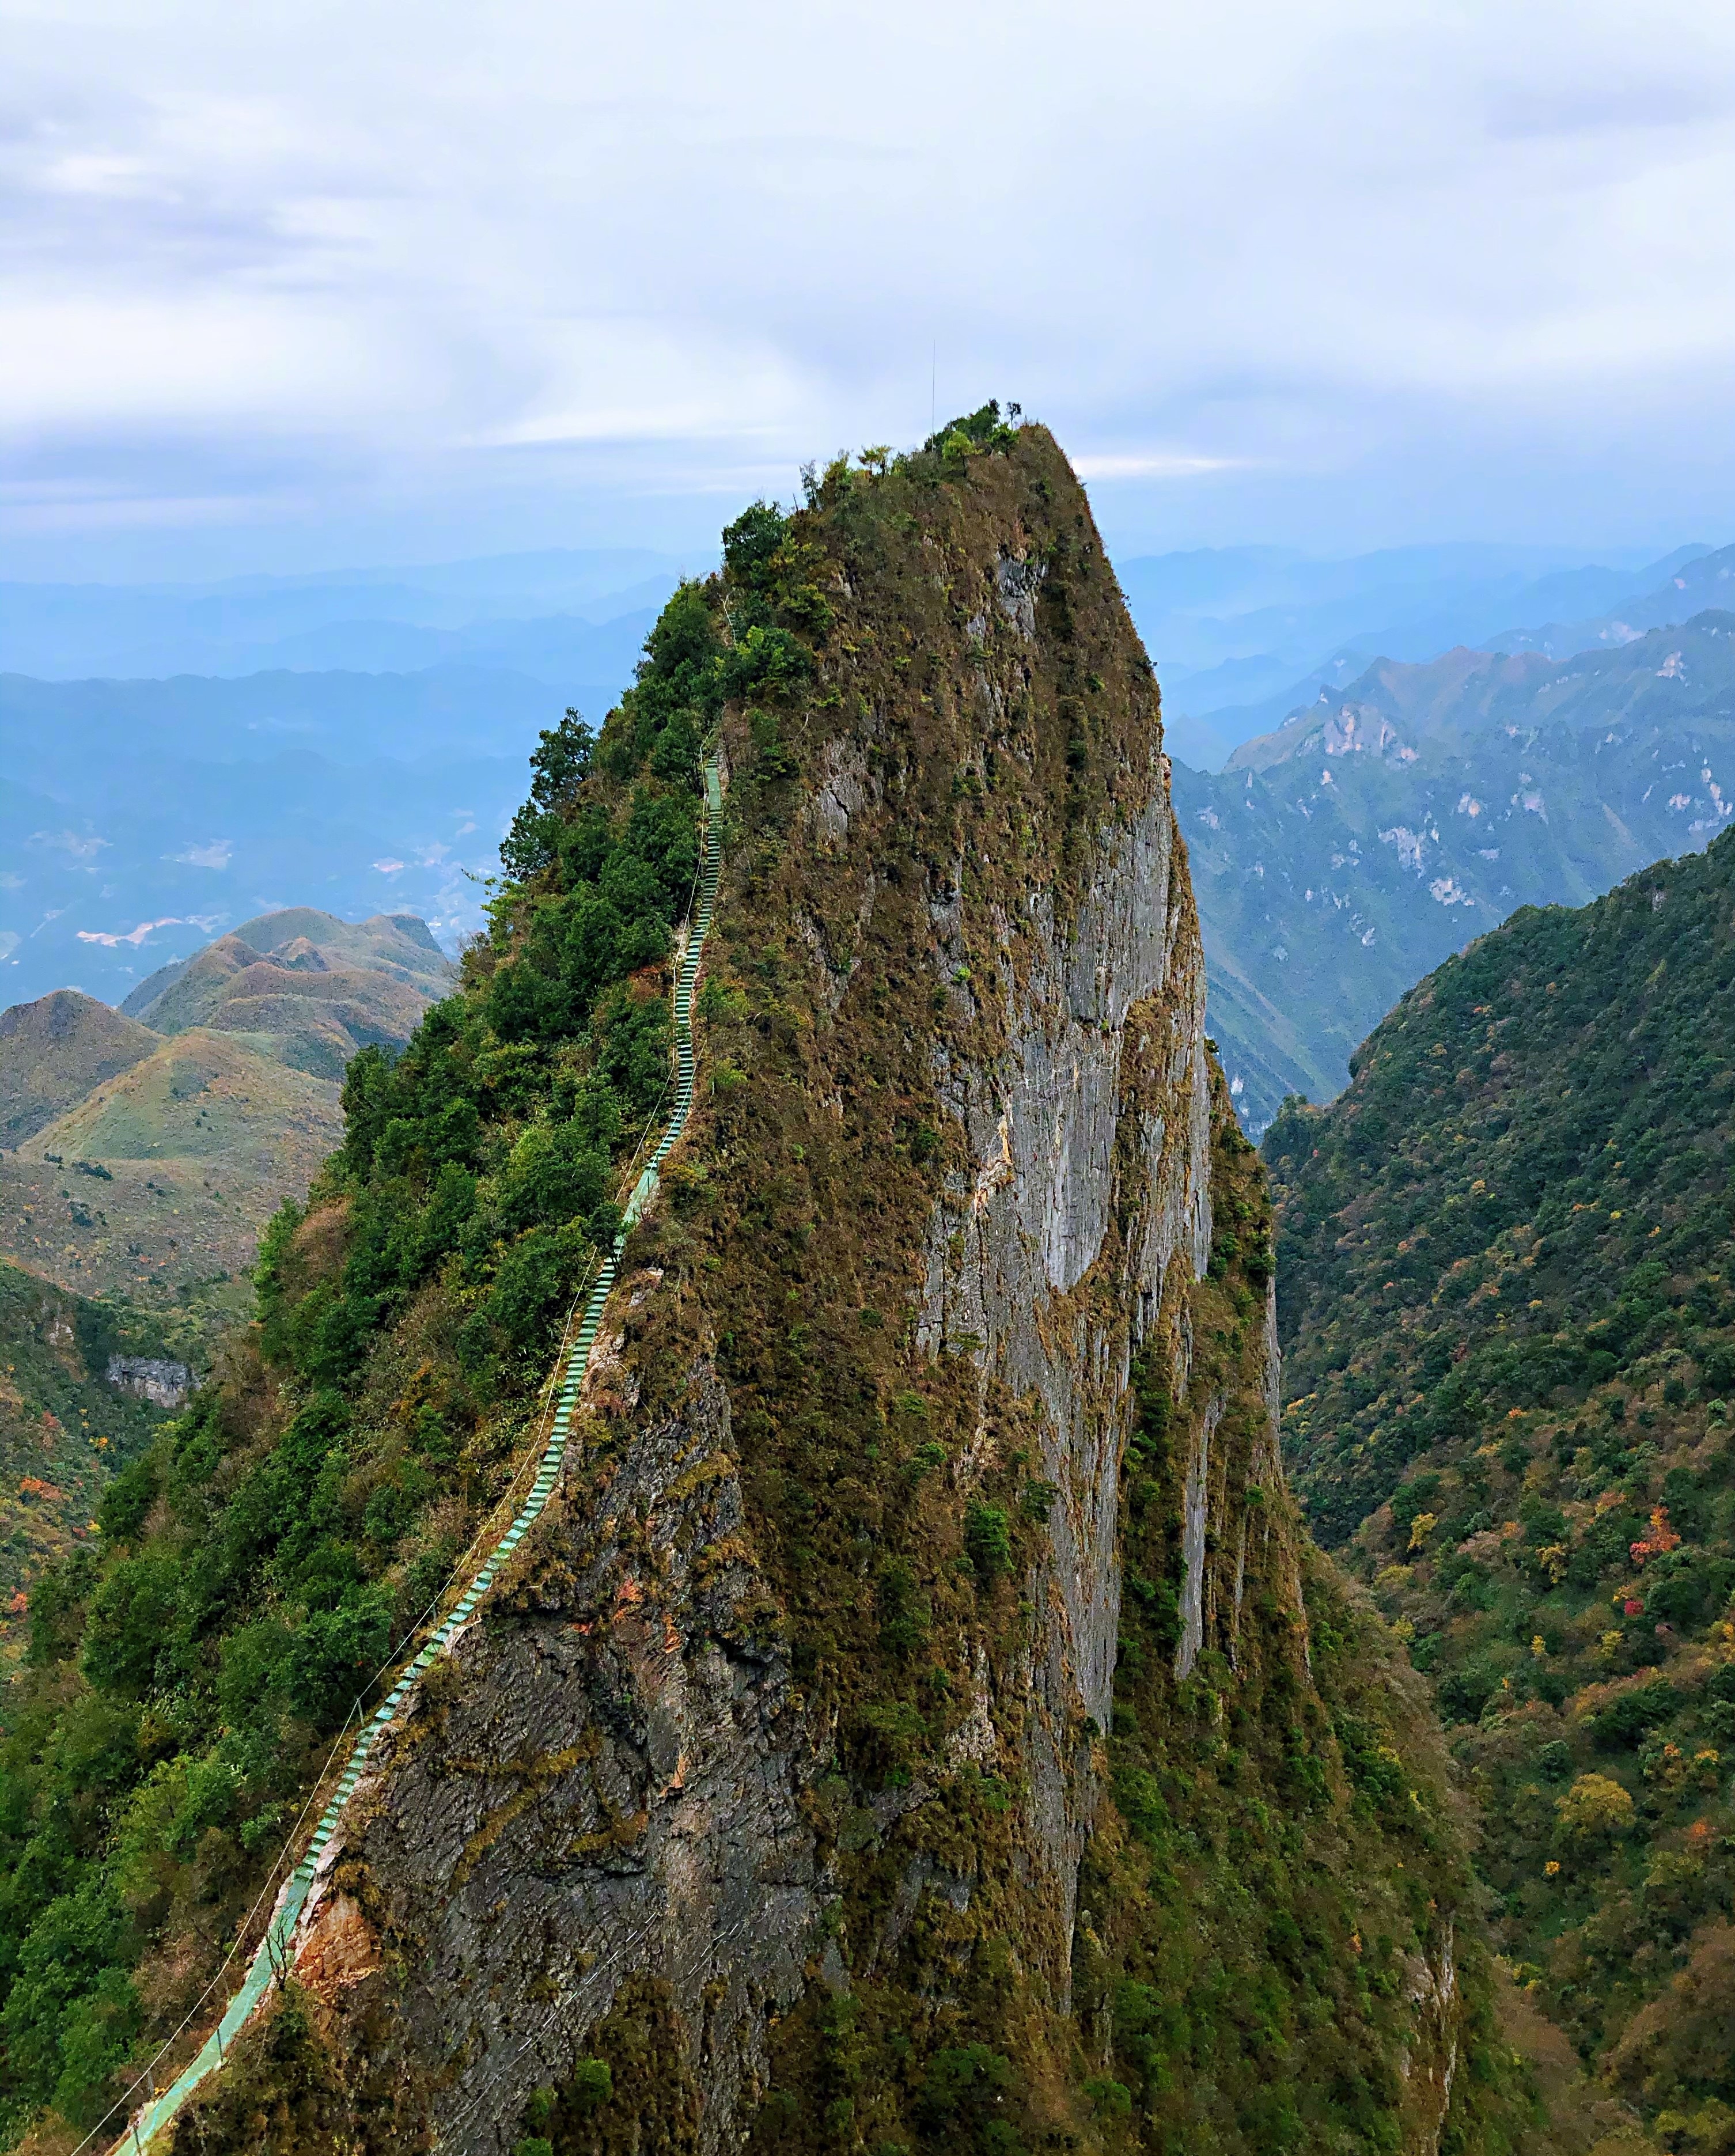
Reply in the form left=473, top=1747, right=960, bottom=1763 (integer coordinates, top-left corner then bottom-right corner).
left=3, top=0, right=1733, bottom=571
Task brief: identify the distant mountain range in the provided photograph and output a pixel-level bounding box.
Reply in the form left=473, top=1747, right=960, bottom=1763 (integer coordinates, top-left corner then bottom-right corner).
left=0, top=554, right=690, bottom=1005
left=0, top=909, right=454, bottom=1327
left=1173, top=609, right=1735, bottom=1130
left=1143, top=540, right=1729, bottom=770
left=7, top=535, right=1731, bottom=1148
left=1489, top=540, right=1735, bottom=660
left=0, top=545, right=692, bottom=680
left=0, top=667, right=559, bottom=1006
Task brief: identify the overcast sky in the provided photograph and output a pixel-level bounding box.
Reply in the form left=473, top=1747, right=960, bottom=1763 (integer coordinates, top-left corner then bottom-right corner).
left=5, top=0, right=1734, bottom=581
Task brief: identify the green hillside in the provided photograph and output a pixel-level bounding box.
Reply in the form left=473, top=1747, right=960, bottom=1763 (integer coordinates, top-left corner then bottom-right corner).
left=0, top=1262, right=172, bottom=1620
left=1176, top=611, right=1735, bottom=1128
left=1264, top=828, right=1735, bottom=2142
left=0, top=1029, right=344, bottom=1328
left=0, top=991, right=158, bottom=1150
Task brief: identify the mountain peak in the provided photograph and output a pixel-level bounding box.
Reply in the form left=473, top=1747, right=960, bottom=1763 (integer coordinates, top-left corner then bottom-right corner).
left=122, top=906, right=456, bottom=1075
left=0, top=988, right=157, bottom=1148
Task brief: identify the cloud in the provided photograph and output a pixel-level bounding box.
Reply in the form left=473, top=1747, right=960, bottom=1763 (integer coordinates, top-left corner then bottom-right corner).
left=2, top=0, right=1732, bottom=569
left=1074, top=453, right=1252, bottom=481
left=76, top=915, right=187, bottom=948
left=29, top=829, right=109, bottom=862
left=171, top=839, right=232, bottom=868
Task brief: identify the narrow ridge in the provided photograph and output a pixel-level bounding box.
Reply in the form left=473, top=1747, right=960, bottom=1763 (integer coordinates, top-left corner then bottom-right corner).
left=120, top=751, right=724, bottom=2153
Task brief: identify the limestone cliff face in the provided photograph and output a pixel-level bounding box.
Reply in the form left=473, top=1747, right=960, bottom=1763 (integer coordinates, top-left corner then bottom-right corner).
left=175, top=426, right=1501, bottom=2156
left=915, top=759, right=1219, bottom=1964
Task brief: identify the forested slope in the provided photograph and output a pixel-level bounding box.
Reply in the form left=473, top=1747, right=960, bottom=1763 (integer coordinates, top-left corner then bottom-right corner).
left=0, top=1263, right=174, bottom=1618
left=1266, top=831, right=1735, bottom=2144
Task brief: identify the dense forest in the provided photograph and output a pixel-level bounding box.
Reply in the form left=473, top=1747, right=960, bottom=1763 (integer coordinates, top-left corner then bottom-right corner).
left=1266, top=829, right=1735, bottom=2149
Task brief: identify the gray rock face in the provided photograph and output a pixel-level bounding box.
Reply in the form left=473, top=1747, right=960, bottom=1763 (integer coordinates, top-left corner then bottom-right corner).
left=106, top=1354, right=194, bottom=1409
left=915, top=761, right=1220, bottom=1977
left=282, top=740, right=1239, bottom=2146
left=296, top=1366, right=825, bottom=2154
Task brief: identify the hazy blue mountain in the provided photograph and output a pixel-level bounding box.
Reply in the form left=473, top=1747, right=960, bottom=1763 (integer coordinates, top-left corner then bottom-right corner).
left=0, top=738, right=527, bottom=1007
left=1488, top=539, right=1735, bottom=659
left=1125, top=540, right=1719, bottom=766
left=0, top=662, right=624, bottom=1007
left=187, top=603, right=665, bottom=685
left=0, top=546, right=700, bottom=680
left=1, top=663, right=558, bottom=770
left=1173, top=611, right=1735, bottom=1131
left=0, top=541, right=699, bottom=1007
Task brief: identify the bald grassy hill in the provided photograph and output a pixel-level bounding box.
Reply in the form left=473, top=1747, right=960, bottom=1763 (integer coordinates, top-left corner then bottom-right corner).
left=0, top=1028, right=346, bottom=1326
left=0, top=991, right=158, bottom=1150
left=120, top=907, right=456, bottom=1079
left=1, top=911, right=456, bottom=1322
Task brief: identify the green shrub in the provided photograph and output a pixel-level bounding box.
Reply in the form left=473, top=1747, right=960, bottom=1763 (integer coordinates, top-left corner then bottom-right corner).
left=568, top=2057, right=612, bottom=2110
left=919, top=2043, right=1014, bottom=2130
left=964, top=1500, right=1012, bottom=1586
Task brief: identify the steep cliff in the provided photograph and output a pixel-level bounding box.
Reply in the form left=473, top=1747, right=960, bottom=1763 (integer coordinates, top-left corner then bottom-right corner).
left=0, top=419, right=1520, bottom=2156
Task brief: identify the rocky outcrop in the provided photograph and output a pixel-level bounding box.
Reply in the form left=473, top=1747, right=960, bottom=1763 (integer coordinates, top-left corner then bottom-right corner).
left=915, top=782, right=1219, bottom=1959
left=290, top=1365, right=823, bottom=2153
left=106, top=1354, right=195, bottom=1409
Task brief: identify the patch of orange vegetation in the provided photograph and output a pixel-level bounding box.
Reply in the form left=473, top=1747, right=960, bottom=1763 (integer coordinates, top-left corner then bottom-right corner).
left=294, top=1890, right=382, bottom=2004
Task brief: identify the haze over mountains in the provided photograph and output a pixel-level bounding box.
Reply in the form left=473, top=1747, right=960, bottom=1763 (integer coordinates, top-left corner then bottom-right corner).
left=1177, top=607, right=1735, bottom=1128
left=1141, top=539, right=1727, bottom=771
left=0, top=545, right=691, bottom=681
left=5, top=533, right=1729, bottom=1133
left=0, top=555, right=696, bottom=1007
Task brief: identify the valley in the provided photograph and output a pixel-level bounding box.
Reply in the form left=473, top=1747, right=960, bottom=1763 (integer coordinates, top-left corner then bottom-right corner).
left=1177, top=612, right=1735, bottom=1128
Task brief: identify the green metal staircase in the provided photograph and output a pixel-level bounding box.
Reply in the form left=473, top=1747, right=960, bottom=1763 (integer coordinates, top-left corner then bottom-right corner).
left=118, top=752, right=724, bottom=2153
